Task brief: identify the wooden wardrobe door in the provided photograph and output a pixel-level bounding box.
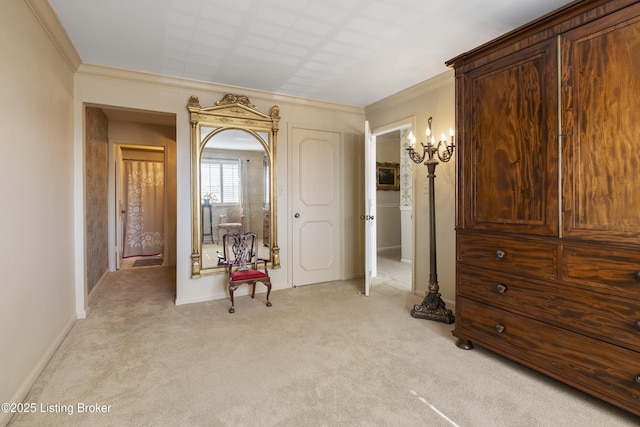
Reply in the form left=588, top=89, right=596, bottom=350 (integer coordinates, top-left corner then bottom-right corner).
left=460, top=39, right=558, bottom=236
left=561, top=6, right=640, bottom=243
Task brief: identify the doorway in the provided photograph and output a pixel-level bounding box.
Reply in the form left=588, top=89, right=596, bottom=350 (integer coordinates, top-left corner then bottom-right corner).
left=117, top=145, right=166, bottom=269
left=83, top=105, right=177, bottom=308
left=369, top=122, right=414, bottom=292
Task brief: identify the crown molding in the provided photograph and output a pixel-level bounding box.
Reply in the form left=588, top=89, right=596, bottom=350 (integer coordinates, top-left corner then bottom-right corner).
left=25, top=0, right=82, bottom=73
left=76, top=63, right=364, bottom=115
left=365, top=70, right=454, bottom=113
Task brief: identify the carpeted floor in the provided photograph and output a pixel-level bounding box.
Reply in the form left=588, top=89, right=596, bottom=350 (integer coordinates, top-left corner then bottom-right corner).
left=8, top=266, right=639, bottom=426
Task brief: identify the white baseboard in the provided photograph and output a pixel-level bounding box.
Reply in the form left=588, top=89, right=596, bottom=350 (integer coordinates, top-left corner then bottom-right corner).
left=377, top=245, right=401, bottom=253
left=175, top=291, right=227, bottom=306
left=87, top=268, right=109, bottom=305
left=1, top=313, right=77, bottom=427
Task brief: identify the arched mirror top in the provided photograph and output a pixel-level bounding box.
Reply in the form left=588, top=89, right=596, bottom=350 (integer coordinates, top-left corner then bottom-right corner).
left=200, top=128, right=270, bottom=154
left=188, top=94, right=280, bottom=278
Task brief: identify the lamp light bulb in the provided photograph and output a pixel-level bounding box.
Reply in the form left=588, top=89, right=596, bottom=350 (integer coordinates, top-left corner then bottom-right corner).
left=408, top=132, right=416, bottom=149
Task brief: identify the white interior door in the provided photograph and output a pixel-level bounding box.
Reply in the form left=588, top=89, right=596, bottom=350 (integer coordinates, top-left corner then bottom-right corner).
left=292, top=128, right=341, bottom=286
left=364, top=121, right=377, bottom=296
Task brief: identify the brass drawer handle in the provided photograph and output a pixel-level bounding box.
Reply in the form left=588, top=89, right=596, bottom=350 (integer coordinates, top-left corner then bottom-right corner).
left=496, top=283, right=507, bottom=294
left=634, top=320, right=640, bottom=331
left=494, top=324, right=505, bottom=333
left=496, top=250, right=506, bottom=259
left=634, top=376, right=640, bottom=387
left=634, top=271, right=640, bottom=282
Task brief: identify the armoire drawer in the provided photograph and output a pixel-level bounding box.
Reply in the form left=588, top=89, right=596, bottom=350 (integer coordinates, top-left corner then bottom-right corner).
left=455, top=297, right=640, bottom=414
left=457, top=233, right=558, bottom=280
left=548, top=284, right=640, bottom=353
left=458, top=266, right=640, bottom=353
left=563, top=244, right=640, bottom=299
left=457, top=265, right=555, bottom=322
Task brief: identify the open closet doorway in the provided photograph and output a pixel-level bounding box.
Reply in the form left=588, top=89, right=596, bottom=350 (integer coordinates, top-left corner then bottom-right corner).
left=371, top=123, right=414, bottom=292
left=83, top=106, right=177, bottom=307
left=105, top=108, right=177, bottom=273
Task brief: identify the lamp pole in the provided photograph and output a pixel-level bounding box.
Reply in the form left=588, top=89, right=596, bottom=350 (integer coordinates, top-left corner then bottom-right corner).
left=406, top=117, right=455, bottom=324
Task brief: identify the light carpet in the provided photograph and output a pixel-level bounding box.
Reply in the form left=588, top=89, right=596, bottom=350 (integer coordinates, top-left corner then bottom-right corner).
left=8, top=267, right=639, bottom=426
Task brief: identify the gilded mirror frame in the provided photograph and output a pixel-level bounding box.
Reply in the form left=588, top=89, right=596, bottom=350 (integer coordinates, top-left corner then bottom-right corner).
left=188, top=94, right=280, bottom=277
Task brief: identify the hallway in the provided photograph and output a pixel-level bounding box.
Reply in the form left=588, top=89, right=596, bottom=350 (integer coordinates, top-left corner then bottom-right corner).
left=374, top=248, right=411, bottom=291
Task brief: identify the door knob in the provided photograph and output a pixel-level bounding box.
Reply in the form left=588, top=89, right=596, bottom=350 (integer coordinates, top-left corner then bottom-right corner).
left=294, top=213, right=300, bottom=218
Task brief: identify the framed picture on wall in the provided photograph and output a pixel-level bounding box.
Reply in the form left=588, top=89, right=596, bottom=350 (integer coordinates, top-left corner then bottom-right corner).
left=376, top=162, right=400, bottom=191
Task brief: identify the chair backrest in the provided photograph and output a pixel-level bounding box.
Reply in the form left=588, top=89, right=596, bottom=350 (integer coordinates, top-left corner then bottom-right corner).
left=221, top=206, right=244, bottom=225
left=222, top=232, right=258, bottom=270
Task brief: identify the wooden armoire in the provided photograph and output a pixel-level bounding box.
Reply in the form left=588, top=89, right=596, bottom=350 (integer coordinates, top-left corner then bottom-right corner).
left=448, top=0, right=640, bottom=415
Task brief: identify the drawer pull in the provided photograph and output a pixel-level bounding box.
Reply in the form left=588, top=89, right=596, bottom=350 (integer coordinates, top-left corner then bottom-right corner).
left=634, top=320, right=640, bottom=331
left=634, top=376, right=640, bottom=387
left=634, top=271, right=640, bottom=282
left=494, top=324, right=505, bottom=333
left=496, top=283, right=507, bottom=294
left=496, top=250, right=506, bottom=259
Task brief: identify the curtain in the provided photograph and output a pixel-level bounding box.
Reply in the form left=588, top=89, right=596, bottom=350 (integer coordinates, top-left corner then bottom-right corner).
left=123, top=160, right=164, bottom=258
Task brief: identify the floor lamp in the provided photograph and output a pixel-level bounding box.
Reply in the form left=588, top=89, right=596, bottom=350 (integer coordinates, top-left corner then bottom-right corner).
left=406, top=117, right=455, bottom=324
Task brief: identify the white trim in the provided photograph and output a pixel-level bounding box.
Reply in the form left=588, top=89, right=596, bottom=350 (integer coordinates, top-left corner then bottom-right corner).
left=88, top=268, right=110, bottom=304
left=24, top=0, right=82, bottom=73
left=77, top=63, right=364, bottom=114
left=377, top=245, right=401, bottom=252
left=75, top=103, right=87, bottom=318
left=371, top=119, right=416, bottom=293
left=366, top=70, right=453, bottom=113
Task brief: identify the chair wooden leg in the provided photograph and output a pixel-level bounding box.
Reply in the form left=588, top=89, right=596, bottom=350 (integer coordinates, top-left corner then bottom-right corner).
left=265, top=280, right=272, bottom=307
left=251, top=282, right=256, bottom=299
left=229, top=285, right=236, bottom=313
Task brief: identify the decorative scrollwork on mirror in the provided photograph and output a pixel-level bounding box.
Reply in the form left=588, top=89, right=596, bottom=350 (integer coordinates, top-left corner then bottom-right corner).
left=188, top=94, right=280, bottom=277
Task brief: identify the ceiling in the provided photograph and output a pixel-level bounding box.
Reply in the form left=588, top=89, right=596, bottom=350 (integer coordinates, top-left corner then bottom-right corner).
left=48, top=0, right=572, bottom=107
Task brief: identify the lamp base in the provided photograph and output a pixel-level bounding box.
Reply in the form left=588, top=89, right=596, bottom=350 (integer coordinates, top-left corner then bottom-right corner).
left=410, top=288, right=455, bottom=324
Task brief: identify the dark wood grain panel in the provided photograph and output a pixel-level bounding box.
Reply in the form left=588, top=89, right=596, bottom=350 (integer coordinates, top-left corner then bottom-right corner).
left=460, top=39, right=558, bottom=236
left=457, top=266, right=555, bottom=320
left=457, top=232, right=559, bottom=280
left=548, top=283, right=640, bottom=353
left=459, top=264, right=640, bottom=352
left=562, top=244, right=640, bottom=299
left=562, top=5, right=640, bottom=242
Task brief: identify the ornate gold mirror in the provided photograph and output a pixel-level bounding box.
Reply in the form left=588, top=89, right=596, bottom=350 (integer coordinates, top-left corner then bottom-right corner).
left=188, top=94, right=280, bottom=277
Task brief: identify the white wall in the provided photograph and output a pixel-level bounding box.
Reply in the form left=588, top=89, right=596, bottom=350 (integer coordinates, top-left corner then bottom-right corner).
left=0, top=1, right=78, bottom=424
left=365, top=72, right=456, bottom=306
left=73, top=65, right=365, bottom=308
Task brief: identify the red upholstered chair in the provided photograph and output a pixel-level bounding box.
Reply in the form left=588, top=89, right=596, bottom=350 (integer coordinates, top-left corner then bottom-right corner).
left=222, top=232, right=272, bottom=313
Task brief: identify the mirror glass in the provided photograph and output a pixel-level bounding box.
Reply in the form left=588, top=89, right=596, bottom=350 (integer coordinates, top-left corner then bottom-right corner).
left=188, top=94, right=280, bottom=277
left=200, top=129, right=271, bottom=269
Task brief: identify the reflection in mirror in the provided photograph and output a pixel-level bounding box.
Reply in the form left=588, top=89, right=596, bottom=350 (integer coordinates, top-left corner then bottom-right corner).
left=188, top=94, right=280, bottom=278
left=200, top=130, right=271, bottom=269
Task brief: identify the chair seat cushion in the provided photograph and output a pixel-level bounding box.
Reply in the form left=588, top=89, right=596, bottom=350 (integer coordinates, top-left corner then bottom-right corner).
left=231, top=269, right=268, bottom=281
